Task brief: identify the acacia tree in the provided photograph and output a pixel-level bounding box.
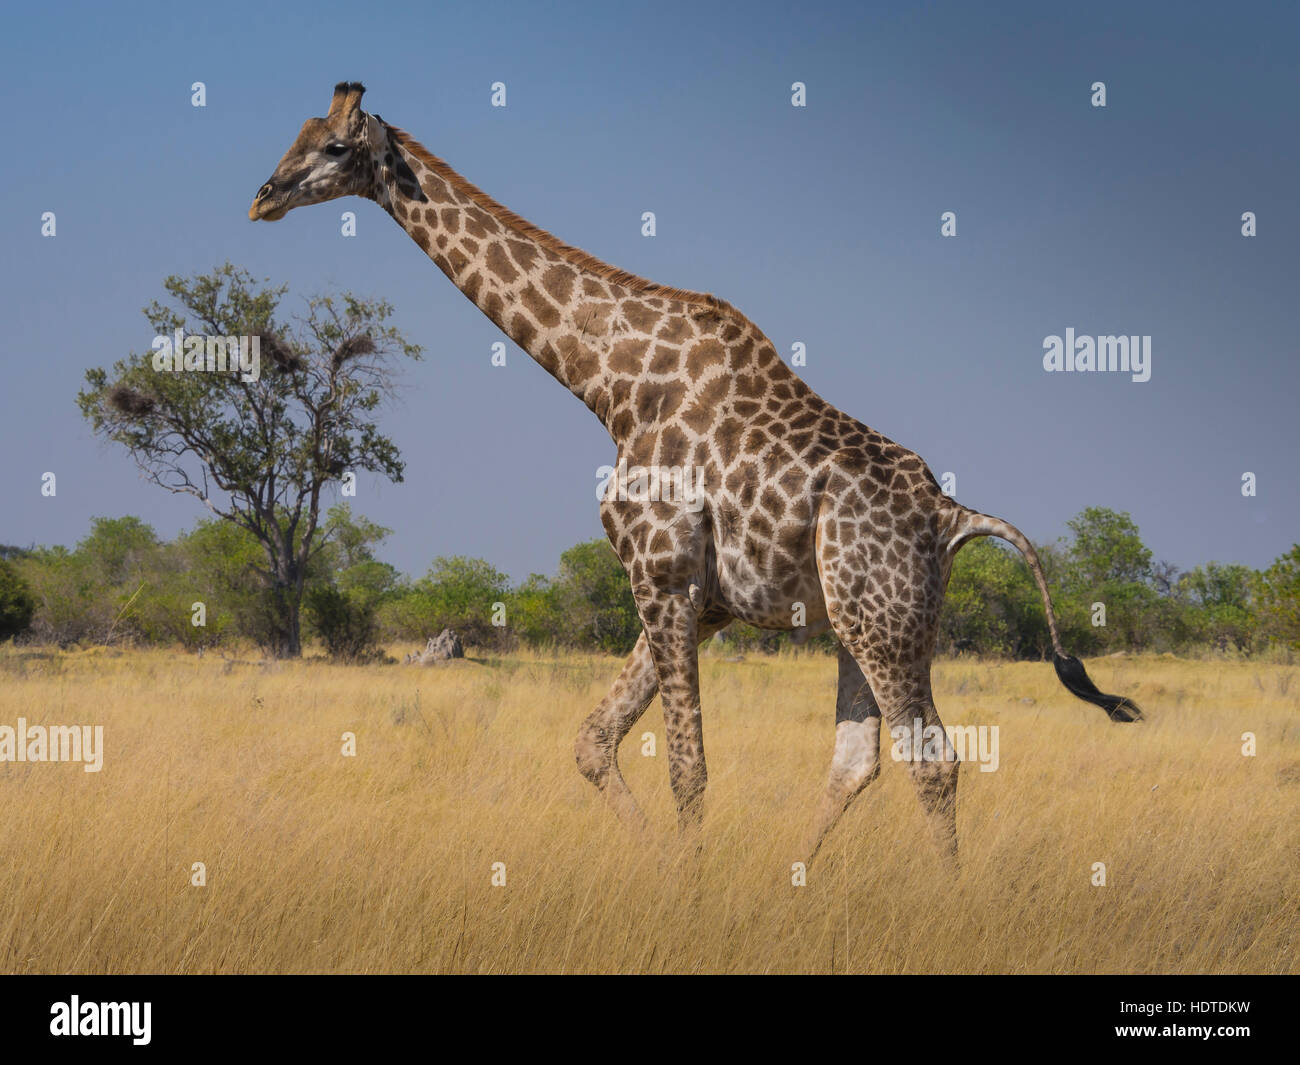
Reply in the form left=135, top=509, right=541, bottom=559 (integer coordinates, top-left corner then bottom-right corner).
left=79, top=263, right=420, bottom=657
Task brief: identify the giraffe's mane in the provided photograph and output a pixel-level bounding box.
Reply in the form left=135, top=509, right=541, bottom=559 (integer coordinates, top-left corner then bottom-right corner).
left=384, top=124, right=741, bottom=318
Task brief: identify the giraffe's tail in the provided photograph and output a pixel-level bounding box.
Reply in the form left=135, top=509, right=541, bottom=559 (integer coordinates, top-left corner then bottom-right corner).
left=945, top=508, right=1143, bottom=723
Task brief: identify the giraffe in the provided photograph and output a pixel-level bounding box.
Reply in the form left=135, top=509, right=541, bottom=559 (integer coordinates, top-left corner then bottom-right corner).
left=250, top=82, right=1142, bottom=861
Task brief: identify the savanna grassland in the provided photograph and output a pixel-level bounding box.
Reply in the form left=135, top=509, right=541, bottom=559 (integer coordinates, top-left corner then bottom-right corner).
left=0, top=645, right=1296, bottom=974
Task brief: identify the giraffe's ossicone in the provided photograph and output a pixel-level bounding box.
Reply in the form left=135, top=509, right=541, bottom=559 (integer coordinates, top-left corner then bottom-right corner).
left=250, top=82, right=1142, bottom=862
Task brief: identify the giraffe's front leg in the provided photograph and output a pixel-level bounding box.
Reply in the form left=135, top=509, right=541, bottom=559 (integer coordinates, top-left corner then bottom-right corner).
left=635, top=588, right=707, bottom=830
left=576, top=615, right=733, bottom=829
left=574, top=631, right=658, bottom=829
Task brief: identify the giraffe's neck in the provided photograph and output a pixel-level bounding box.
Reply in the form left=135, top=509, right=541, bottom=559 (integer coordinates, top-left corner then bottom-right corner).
left=367, top=120, right=631, bottom=426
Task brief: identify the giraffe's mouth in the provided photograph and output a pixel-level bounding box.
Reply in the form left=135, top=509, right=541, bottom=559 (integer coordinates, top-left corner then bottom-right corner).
left=251, top=203, right=289, bottom=221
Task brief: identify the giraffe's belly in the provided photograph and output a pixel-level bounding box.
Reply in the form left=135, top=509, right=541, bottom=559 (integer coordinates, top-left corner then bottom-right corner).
left=711, top=536, right=828, bottom=631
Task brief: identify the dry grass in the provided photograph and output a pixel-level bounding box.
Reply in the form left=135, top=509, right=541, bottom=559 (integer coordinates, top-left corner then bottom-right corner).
left=0, top=644, right=1296, bottom=974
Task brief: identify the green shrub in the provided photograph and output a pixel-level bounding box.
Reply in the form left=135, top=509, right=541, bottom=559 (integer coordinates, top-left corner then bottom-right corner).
left=304, top=586, right=383, bottom=662
left=0, top=559, right=36, bottom=642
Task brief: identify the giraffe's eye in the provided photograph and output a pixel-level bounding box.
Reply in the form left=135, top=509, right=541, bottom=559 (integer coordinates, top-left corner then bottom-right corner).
left=324, top=143, right=349, bottom=157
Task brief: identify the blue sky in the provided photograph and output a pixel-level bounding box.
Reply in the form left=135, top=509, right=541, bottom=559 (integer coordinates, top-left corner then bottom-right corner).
left=1, top=0, right=1295, bottom=581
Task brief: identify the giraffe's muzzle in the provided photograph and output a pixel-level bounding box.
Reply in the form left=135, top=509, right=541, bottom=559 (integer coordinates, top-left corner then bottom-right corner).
left=249, top=182, right=289, bottom=221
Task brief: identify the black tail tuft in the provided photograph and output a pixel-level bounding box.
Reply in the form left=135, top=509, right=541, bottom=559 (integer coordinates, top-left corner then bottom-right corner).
left=1053, top=653, right=1143, bottom=722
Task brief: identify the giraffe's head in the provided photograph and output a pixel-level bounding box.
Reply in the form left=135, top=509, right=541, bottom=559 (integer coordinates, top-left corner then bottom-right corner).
left=248, top=81, right=378, bottom=221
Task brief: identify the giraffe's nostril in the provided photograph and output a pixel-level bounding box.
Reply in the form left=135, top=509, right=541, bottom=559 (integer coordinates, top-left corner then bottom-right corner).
left=256, top=183, right=273, bottom=201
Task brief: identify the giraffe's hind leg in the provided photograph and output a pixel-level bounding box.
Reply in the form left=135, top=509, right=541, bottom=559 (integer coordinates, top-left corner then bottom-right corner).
left=816, top=502, right=960, bottom=859
left=804, top=643, right=883, bottom=865
left=850, top=653, right=959, bottom=860
left=575, top=616, right=731, bottom=829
